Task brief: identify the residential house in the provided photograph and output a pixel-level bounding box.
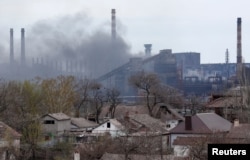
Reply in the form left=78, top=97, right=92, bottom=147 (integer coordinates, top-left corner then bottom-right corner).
left=226, top=119, right=250, bottom=143
left=100, top=153, right=174, bottom=160
left=71, top=117, right=98, bottom=132
left=117, top=113, right=169, bottom=151
left=99, top=103, right=184, bottom=130
left=169, top=112, right=232, bottom=158
left=0, top=121, right=21, bottom=160
left=206, top=94, right=241, bottom=122
left=153, top=104, right=184, bottom=131
left=41, top=112, right=71, bottom=144
left=67, top=117, right=98, bottom=143
left=92, top=119, right=124, bottom=137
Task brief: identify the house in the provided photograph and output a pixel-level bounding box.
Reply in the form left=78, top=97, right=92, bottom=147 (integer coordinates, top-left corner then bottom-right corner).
left=71, top=117, right=98, bottom=132
left=123, top=113, right=168, bottom=133
left=117, top=113, right=170, bottom=151
left=226, top=119, right=250, bottom=143
left=99, top=103, right=184, bottom=130
left=169, top=112, right=232, bottom=158
left=0, top=121, right=21, bottom=160
left=100, top=153, right=174, bottom=160
left=205, top=94, right=241, bottom=122
left=152, top=103, right=184, bottom=131
left=92, top=119, right=124, bottom=137
left=41, top=112, right=71, bottom=144
left=66, top=117, right=99, bottom=143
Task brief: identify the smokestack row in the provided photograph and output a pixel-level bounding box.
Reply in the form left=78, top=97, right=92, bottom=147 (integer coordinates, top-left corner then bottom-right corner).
left=9, top=28, right=26, bottom=66
left=111, top=9, right=116, bottom=40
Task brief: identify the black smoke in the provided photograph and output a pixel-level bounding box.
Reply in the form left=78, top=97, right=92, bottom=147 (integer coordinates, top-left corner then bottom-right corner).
left=26, top=11, right=132, bottom=78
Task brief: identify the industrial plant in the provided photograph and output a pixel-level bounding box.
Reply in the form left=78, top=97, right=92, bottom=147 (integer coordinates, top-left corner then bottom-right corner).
left=2, top=10, right=249, bottom=96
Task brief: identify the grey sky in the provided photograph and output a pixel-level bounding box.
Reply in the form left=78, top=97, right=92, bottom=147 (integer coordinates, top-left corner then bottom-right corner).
left=0, top=0, right=250, bottom=63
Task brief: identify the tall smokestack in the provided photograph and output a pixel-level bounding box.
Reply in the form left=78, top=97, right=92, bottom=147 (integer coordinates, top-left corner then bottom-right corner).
left=21, top=28, right=25, bottom=66
left=10, top=28, right=14, bottom=64
left=225, top=48, right=229, bottom=64
left=237, top=18, right=242, bottom=64
left=111, top=9, right=116, bottom=40
left=236, top=18, right=243, bottom=80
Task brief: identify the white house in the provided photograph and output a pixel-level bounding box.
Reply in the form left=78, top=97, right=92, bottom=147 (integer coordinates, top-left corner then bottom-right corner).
left=92, top=119, right=124, bottom=137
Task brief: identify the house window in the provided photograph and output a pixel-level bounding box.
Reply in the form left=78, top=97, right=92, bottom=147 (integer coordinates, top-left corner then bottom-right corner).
left=44, top=120, right=55, bottom=124
left=166, top=124, right=171, bottom=128
left=45, top=135, right=50, bottom=141
left=107, top=122, right=111, bottom=128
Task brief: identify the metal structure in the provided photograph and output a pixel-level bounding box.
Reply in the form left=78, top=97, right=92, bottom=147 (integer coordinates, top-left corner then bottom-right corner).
left=144, top=44, right=152, bottom=57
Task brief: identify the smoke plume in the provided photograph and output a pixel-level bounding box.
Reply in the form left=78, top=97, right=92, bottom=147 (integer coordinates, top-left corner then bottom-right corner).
left=26, top=11, right=132, bottom=78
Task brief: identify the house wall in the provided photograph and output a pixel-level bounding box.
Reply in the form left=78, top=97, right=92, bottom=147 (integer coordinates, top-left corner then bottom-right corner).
left=92, top=122, right=122, bottom=137
left=42, top=116, right=71, bottom=135
left=174, top=145, right=190, bottom=157
left=166, top=120, right=179, bottom=131
left=0, top=138, right=20, bottom=148
left=170, top=134, right=198, bottom=148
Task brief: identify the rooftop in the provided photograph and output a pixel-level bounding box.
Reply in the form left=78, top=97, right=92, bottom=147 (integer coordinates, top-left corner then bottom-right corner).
left=0, top=121, right=21, bottom=138
left=71, top=117, right=98, bottom=128
left=44, top=112, right=70, bottom=121
left=170, top=113, right=232, bottom=134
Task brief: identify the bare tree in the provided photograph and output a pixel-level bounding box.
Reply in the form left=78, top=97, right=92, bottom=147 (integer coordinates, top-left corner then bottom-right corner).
left=129, top=71, right=176, bottom=117
left=89, top=81, right=105, bottom=123
left=74, top=78, right=93, bottom=117
left=106, top=88, right=121, bottom=118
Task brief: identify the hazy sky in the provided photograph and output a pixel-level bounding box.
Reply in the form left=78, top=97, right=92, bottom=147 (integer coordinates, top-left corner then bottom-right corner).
left=1, top=0, right=250, bottom=63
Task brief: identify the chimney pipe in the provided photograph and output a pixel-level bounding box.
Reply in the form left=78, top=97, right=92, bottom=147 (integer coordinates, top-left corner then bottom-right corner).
left=10, top=28, right=14, bottom=64
left=21, top=28, right=25, bottom=66
left=236, top=18, right=242, bottom=78
left=111, top=9, right=116, bottom=40
left=185, top=112, right=192, bottom=130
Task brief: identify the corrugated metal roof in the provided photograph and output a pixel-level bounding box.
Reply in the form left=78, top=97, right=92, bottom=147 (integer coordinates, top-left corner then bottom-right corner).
left=71, top=118, right=98, bottom=128
left=128, top=114, right=167, bottom=132
left=46, top=112, right=70, bottom=121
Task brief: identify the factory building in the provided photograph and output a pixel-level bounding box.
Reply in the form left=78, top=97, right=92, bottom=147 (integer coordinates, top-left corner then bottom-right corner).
left=98, top=49, right=178, bottom=96
left=1, top=12, right=249, bottom=97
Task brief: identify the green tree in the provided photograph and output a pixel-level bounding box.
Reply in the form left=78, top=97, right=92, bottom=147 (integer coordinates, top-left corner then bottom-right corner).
left=41, top=75, right=76, bottom=115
